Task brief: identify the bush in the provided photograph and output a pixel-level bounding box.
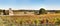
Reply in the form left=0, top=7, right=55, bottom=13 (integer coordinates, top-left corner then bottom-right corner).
left=55, top=18, right=60, bottom=25
left=39, top=8, right=47, bottom=15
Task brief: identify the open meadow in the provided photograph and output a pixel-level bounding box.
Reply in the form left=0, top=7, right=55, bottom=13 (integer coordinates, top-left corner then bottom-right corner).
left=0, top=13, right=60, bottom=26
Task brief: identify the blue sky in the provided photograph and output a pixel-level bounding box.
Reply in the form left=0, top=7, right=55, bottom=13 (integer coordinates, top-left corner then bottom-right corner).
left=0, top=0, right=60, bottom=10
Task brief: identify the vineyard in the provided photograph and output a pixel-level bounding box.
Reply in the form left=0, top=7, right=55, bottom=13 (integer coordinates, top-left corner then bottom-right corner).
left=0, top=13, right=60, bottom=26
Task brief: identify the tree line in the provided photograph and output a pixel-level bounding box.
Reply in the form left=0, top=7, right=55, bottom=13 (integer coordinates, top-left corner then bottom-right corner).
left=0, top=8, right=60, bottom=15
left=36, top=8, right=60, bottom=15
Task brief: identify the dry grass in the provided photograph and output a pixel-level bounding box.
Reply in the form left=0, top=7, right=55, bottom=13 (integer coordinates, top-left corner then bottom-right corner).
left=0, top=13, right=60, bottom=26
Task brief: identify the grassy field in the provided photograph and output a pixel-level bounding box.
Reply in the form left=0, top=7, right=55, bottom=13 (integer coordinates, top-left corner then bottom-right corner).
left=0, top=13, right=60, bottom=26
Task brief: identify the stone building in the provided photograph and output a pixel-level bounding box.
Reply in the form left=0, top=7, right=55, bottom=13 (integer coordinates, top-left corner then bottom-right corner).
left=9, top=8, right=14, bottom=15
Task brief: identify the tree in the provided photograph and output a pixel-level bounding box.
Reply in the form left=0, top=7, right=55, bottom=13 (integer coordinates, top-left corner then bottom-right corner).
left=3, top=10, right=6, bottom=15
left=39, top=8, right=47, bottom=14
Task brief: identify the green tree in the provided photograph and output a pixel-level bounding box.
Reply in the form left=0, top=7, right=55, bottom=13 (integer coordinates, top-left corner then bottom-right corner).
left=39, top=8, right=47, bottom=14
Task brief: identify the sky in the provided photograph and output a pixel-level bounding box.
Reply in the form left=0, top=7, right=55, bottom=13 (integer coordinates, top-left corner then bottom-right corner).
left=0, top=0, right=60, bottom=10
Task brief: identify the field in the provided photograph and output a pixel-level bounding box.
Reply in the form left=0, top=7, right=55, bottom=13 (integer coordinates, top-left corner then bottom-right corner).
left=0, top=13, right=60, bottom=26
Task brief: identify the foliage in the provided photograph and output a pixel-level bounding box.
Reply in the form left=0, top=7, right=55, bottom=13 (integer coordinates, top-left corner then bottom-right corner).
left=55, top=18, right=60, bottom=25
left=24, top=11, right=27, bottom=14
left=39, top=8, right=47, bottom=14
left=55, top=10, right=60, bottom=13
